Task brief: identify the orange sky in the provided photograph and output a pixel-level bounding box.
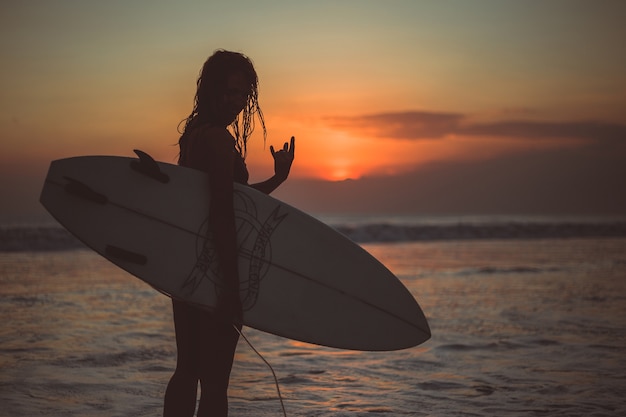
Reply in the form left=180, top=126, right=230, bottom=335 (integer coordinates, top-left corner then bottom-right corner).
left=1, top=1, right=626, bottom=222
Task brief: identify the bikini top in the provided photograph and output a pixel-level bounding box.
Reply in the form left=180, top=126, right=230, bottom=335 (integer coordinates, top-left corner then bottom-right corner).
left=179, top=130, right=249, bottom=185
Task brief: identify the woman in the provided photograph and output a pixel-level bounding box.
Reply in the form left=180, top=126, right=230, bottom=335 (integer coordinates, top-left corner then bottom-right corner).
left=164, top=50, right=295, bottom=417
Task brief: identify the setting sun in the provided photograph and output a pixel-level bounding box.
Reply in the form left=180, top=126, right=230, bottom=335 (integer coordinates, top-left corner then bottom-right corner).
left=308, top=131, right=365, bottom=180
left=326, top=160, right=358, bottom=181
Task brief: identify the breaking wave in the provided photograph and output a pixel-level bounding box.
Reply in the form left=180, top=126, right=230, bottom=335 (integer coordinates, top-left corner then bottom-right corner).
left=2, top=218, right=626, bottom=252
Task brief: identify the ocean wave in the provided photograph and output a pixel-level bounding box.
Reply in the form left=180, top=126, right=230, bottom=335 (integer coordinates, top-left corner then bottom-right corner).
left=453, top=266, right=564, bottom=277
left=333, top=221, right=626, bottom=243
left=0, top=226, right=85, bottom=252
left=1, top=220, right=625, bottom=252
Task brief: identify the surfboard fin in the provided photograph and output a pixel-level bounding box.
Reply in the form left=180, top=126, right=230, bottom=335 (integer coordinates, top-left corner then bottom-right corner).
left=63, top=176, right=108, bottom=204
left=105, top=245, right=148, bottom=265
left=131, top=150, right=170, bottom=183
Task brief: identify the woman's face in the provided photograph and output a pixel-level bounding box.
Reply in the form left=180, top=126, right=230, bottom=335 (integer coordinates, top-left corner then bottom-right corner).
left=214, top=71, right=250, bottom=126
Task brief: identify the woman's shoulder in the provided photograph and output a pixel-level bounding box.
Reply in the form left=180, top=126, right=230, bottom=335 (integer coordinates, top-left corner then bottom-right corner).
left=180, top=124, right=237, bottom=171
left=189, top=125, right=236, bottom=153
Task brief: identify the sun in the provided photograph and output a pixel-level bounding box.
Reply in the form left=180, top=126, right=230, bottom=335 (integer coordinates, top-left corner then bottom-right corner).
left=325, top=158, right=362, bottom=181
left=297, top=129, right=369, bottom=181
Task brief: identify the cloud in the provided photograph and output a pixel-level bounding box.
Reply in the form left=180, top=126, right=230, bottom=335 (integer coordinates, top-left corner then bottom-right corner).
left=327, top=111, right=464, bottom=139
left=328, top=110, right=626, bottom=143
left=461, top=120, right=626, bottom=142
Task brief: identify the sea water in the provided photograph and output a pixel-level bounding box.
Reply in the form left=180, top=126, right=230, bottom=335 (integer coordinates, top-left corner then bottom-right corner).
left=1, top=217, right=625, bottom=416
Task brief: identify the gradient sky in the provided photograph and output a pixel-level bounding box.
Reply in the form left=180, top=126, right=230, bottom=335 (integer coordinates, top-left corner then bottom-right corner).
left=2, top=0, right=626, bottom=223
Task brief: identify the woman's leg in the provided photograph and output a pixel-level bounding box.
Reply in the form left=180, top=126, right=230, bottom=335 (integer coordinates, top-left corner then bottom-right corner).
left=164, top=300, right=201, bottom=417
left=196, top=318, right=240, bottom=417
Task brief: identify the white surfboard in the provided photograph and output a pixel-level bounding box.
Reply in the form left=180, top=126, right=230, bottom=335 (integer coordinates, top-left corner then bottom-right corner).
left=40, top=150, right=430, bottom=351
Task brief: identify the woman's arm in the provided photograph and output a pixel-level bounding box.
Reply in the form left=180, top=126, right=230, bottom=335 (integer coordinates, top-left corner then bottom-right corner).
left=250, top=175, right=287, bottom=195
left=250, top=136, right=295, bottom=195
left=204, top=129, right=242, bottom=321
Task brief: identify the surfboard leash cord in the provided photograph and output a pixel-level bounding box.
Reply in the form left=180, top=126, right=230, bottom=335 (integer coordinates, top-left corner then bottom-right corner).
left=233, top=325, right=288, bottom=417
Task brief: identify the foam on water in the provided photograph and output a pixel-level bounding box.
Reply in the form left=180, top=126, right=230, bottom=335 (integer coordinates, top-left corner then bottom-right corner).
left=2, top=216, right=626, bottom=251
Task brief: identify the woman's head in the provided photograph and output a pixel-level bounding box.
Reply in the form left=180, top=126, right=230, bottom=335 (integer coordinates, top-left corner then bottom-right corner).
left=180, top=50, right=265, bottom=157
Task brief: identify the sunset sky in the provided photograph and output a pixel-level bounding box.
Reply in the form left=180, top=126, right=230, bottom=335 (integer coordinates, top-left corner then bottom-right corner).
left=2, top=0, right=625, bottom=223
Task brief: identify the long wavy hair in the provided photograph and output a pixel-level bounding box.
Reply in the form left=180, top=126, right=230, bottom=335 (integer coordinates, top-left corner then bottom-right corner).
left=178, top=50, right=265, bottom=161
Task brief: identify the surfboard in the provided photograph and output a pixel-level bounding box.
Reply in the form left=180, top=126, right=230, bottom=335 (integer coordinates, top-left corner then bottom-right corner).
left=40, top=150, right=430, bottom=351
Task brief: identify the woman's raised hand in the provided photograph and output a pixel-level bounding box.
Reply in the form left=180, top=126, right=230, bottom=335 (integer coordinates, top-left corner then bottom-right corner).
left=270, top=136, right=295, bottom=181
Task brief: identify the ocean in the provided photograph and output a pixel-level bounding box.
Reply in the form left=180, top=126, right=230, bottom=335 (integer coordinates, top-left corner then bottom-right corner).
left=1, top=216, right=625, bottom=416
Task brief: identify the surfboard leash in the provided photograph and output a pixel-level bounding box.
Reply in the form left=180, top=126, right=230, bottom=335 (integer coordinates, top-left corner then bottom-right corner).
left=233, top=325, right=288, bottom=417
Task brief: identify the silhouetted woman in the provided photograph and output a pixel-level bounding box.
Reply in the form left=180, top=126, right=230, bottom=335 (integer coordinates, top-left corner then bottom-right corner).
left=164, top=50, right=295, bottom=417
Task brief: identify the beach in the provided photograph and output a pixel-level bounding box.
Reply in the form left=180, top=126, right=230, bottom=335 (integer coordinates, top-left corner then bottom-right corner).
left=1, top=219, right=625, bottom=416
